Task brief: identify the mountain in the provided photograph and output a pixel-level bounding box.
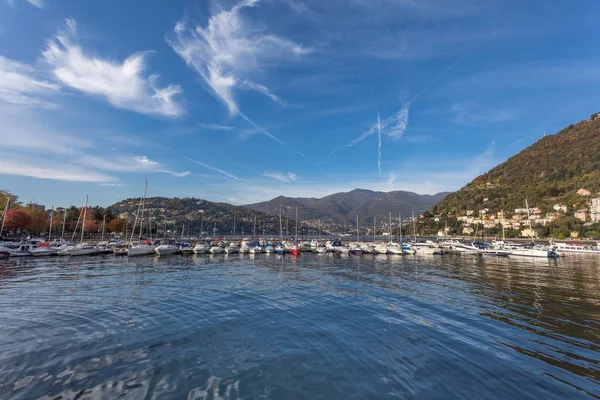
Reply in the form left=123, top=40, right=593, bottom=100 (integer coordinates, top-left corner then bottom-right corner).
left=110, top=197, right=292, bottom=237
left=430, top=113, right=600, bottom=218
left=244, top=189, right=450, bottom=224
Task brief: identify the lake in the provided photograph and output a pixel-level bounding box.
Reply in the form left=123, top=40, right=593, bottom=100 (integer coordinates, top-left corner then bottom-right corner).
left=0, top=253, right=599, bottom=399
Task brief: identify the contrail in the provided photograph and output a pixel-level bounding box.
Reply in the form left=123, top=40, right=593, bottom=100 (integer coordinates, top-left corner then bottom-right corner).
left=166, top=148, right=253, bottom=184
left=410, top=57, right=461, bottom=103
left=377, top=113, right=381, bottom=175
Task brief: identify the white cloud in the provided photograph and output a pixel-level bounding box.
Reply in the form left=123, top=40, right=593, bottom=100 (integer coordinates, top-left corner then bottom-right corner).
left=133, top=155, right=159, bottom=166
left=101, top=183, right=130, bottom=187
left=168, top=0, right=308, bottom=114
left=171, top=170, right=191, bottom=177
left=263, top=171, right=298, bottom=182
left=43, top=18, right=184, bottom=117
left=25, top=0, right=43, bottom=8
left=0, top=56, right=59, bottom=108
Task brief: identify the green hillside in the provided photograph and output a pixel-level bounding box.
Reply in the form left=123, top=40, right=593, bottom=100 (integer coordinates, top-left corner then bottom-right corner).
left=432, top=115, right=600, bottom=216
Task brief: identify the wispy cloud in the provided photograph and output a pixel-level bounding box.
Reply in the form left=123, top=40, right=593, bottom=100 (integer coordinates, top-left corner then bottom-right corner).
left=166, top=148, right=251, bottom=183
left=0, top=56, right=59, bottom=109
left=263, top=171, right=298, bottom=182
left=199, top=123, right=234, bottom=131
left=450, top=101, right=516, bottom=126
left=169, top=0, right=308, bottom=115
left=241, top=79, right=287, bottom=106
left=133, top=155, right=159, bottom=166
left=43, top=19, right=184, bottom=117
left=321, top=103, right=410, bottom=165
left=101, top=183, right=130, bottom=187
left=25, top=0, right=43, bottom=7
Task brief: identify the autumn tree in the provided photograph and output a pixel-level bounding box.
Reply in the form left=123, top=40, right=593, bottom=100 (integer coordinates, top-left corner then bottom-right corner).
left=26, top=207, right=48, bottom=234
left=3, top=209, right=31, bottom=232
left=107, top=218, right=125, bottom=233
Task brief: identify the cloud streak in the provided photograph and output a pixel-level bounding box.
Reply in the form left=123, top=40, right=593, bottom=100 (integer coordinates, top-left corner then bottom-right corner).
left=0, top=56, right=60, bottom=109
left=263, top=171, right=298, bottom=182
left=43, top=19, right=184, bottom=117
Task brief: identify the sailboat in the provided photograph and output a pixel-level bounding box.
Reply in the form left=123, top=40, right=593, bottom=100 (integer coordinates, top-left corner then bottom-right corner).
left=349, top=214, right=364, bottom=255
left=275, top=209, right=285, bottom=254
left=59, top=196, right=98, bottom=256
left=128, top=179, right=155, bottom=257
left=290, top=207, right=299, bottom=256
left=31, top=207, right=59, bottom=256
left=0, top=199, right=11, bottom=258
left=249, top=215, right=262, bottom=254
left=508, top=200, right=556, bottom=258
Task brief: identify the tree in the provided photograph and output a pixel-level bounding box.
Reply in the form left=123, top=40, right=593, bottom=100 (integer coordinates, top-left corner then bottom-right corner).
left=4, top=209, right=31, bottom=232
left=25, top=207, right=48, bottom=234
left=107, top=218, right=125, bottom=233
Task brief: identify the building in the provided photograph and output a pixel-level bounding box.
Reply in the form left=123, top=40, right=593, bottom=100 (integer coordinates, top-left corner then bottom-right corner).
left=574, top=210, right=588, bottom=221
left=466, top=210, right=474, bottom=216
left=591, top=112, right=600, bottom=122
left=514, top=208, right=529, bottom=214
left=577, top=188, right=592, bottom=196
left=521, top=228, right=537, bottom=238
left=570, top=231, right=580, bottom=239
left=553, top=204, right=567, bottom=213
left=591, top=198, right=600, bottom=222
left=27, top=203, right=45, bottom=212
left=463, top=227, right=474, bottom=235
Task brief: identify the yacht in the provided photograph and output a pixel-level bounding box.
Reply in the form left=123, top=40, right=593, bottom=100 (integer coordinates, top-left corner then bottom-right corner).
left=411, top=242, right=437, bottom=255
left=451, top=243, right=483, bottom=255
left=249, top=241, right=262, bottom=254
left=240, top=241, right=250, bottom=254
left=10, top=241, right=40, bottom=257
left=59, top=243, right=98, bottom=256
left=552, top=242, right=600, bottom=255
left=374, top=243, right=389, bottom=254
left=505, top=243, right=556, bottom=258
left=472, top=242, right=510, bottom=257
left=128, top=244, right=155, bottom=257
left=30, top=243, right=59, bottom=257
left=193, top=242, right=208, bottom=254
left=263, top=242, right=274, bottom=253
left=155, top=243, right=180, bottom=255
left=348, top=244, right=364, bottom=255
left=209, top=241, right=224, bottom=254
left=225, top=243, right=240, bottom=254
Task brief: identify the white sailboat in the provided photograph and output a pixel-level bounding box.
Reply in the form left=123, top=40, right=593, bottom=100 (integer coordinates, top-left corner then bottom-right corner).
left=59, top=196, right=98, bottom=256
left=509, top=200, right=554, bottom=258
left=275, top=209, right=285, bottom=254
left=128, top=179, right=155, bottom=257
left=31, top=207, right=58, bottom=256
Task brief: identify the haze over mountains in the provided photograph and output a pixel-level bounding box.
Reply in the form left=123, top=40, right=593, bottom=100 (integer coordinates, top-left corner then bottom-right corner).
left=244, top=189, right=449, bottom=224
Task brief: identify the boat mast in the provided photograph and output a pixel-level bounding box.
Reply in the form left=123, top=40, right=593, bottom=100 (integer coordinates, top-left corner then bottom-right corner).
left=0, top=198, right=10, bottom=238
left=138, top=178, right=148, bottom=242
left=279, top=209, right=283, bottom=242
left=319, top=219, right=321, bottom=241
left=356, top=214, right=359, bottom=243
left=48, top=207, right=54, bottom=242
left=80, top=195, right=88, bottom=244
left=389, top=213, right=392, bottom=244
left=525, top=199, right=534, bottom=243
left=399, top=213, right=403, bottom=244
left=130, top=180, right=144, bottom=243
left=295, top=207, right=298, bottom=244
left=373, top=217, right=376, bottom=244
left=253, top=215, right=256, bottom=240
left=213, top=221, right=217, bottom=239
left=412, top=211, right=417, bottom=242
left=233, top=210, right=236, bottom=237
left=101, top=213, right=106, bottom=242
left=200, top=216, right=203, bottom=238
left=61, top=207, right=67, bottom=240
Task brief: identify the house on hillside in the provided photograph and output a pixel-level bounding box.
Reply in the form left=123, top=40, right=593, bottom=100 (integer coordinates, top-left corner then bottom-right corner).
left=521, top=228, right=537, bottom=238
left=463, top=227, right=474, bottom=235
left=574, top=210, right=588, bottom=221
left=553, top=204, right=567, bottom=213
left=577, top=188, right=592, bottom=196
left=591, top=198, right=600, bottom=222
left=591, top=112, right=600, bottom=121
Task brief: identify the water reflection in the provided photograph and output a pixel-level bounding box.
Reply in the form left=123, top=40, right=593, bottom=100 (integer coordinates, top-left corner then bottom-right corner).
left=0, top=254, right=599, bottom=398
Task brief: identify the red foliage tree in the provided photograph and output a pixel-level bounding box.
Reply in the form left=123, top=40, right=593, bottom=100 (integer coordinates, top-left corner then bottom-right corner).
left=4, top=209, right=31, bottom=232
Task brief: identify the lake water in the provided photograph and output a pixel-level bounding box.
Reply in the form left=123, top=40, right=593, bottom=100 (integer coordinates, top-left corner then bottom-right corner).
left=0, top=253, right=599, bottom=399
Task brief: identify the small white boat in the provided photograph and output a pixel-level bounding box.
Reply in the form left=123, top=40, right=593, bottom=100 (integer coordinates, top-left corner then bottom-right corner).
left=127, top=244, right=155, bottom=257
left=59, top=243, right=98, bottom=256
left=451, top=243, right=483, bottom=255
left=249, top=242, right=262, bottom=254
left=240, top=241, right=250, bottom=254
left=274, top=244, right=285, bottom=254
left=210, top=243, right=224, bottom=254
left=193, top=243, right=208, bottom=254
left=155, top=244, right=180, bottom=255
left=0, top=246, right=10, bottom=259
left=30, top=246, right=58, bottom=257
left=10, top=242, right=40, bottom=257
left=509, top=248, right=554, bottom=258
left=263, top=243, right=274, bottom=253
left=315, top=245, right=327, bottom=254
left=225, top=243, right=240, bottom=254
left=374, top=243, right=388, bottom=254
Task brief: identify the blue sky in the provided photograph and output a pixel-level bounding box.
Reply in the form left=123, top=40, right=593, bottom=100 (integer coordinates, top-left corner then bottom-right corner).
left=1, top=0, right=599, bottom=207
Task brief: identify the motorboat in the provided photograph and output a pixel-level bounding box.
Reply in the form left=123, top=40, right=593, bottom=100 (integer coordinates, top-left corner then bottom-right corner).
left=249, top=242, right=262, bottom=254
left=10, top=241, right=41, bottom=257
left=225, top=243, right=240, bottom=254
left=274, top=243, right=285, bottom=254
left=411, top=242, right=437, bottom=255
left=348, top=245, right=364, bottom=255
left=30, top=243, right=58, bottom=257
left=552, top=242, right=600, bottom=255
left=155, top=244, right=180, bottom=256
left=374, top=243, right=389, bottom=254
left=59, top=243, right=98, bottom=256
left=388, top=243, right=414, bottom=255
left=310, top=239, right=319, bottom=249
left=472, top=242, right=510, bottom=257
left=193, top=242, right=208, bottom=254
left=0, top=246, right=9, bottom=259
left=127, top=244, right=155, bottom=257
left=451, top=243, right=483, bottom=255
left=263, top=243, right=274, bottom=253
left=328, top=239, right=347, bottom=253
left=209, top=241, right=224, bottom=254
left=240, top=241, right=250, bottom=254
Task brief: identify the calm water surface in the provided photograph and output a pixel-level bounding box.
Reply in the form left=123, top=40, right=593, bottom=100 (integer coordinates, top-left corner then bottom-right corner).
left=0, top=253, right=599, bottom=399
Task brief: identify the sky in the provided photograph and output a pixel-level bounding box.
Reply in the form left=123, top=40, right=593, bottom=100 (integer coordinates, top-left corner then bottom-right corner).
left=1, top=0, right=599, bottom=207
